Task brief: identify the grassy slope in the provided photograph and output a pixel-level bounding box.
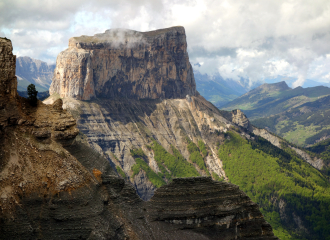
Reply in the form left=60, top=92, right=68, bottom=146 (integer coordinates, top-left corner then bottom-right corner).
left=219, top=131, right=330, bottom=239
left=129, top=139, right=224, bottom=187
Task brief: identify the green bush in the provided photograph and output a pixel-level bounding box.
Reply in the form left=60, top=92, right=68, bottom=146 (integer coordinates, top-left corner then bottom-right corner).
left=131, top=158, right=166, bottom=188
left=151, top=140, right=200, bottom=180
left=116, top=166, right=126, bottom=178
left=186, top=138, right=209, bottom=174
left=187, top=140, right=199, bottom=153
left=211, top=172, right=223, bottom=181
left=198, top=140, right=208, bottom=157
left=130, top=148, right=146, bottom=158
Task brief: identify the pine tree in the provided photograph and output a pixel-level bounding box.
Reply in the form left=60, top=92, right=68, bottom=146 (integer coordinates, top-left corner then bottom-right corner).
left=27, top=84, right=38, bottom=106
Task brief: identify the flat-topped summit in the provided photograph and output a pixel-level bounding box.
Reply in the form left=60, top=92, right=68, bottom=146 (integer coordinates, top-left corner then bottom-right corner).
left=258, top=81, right=290, bottom=92
left=50, top=26, right=196, bottom=100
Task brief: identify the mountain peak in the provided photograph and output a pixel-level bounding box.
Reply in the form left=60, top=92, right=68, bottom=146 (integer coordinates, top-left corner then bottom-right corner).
left=259, top=81, right=290, bottom=92
left=50, top=26, right=196, bottom=100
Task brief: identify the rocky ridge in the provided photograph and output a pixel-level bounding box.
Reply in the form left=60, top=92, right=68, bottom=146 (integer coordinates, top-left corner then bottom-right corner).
left=49, top=27, right=196, bottom=100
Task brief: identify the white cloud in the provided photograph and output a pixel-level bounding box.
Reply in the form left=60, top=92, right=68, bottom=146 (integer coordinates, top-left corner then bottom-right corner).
left=1, top=0, right=330, bottom=86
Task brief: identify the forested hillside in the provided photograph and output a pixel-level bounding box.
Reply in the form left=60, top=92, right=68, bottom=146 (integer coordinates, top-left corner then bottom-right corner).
left=219, top=131, right=330, bottom=239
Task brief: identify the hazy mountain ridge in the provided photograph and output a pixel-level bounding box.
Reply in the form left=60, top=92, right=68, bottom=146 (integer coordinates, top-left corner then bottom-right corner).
left=222, top=81, right=330, bottom=120
left=193, top=70, right=248, bottom=107
left=15, top=56, right=55, bottom=93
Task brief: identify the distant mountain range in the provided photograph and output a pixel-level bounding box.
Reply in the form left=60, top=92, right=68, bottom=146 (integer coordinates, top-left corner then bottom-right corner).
left=222, top=81, right=330, bottom=146
left=16, top=56, right=55, bottom=92
left=265, top=75, right=330, bottom=88
left=194, top=70, right=248, bottom=107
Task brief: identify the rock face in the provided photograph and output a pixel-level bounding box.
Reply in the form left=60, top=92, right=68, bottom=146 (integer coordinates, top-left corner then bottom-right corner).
left=16, top=56, right=55, bottom=90
left=148, top=177, right=277, bottom=240
left=45, top=94, right=230, bottom=199
left=231, top=109, right=252, bottom=131
left=49, top=27, right=196, bottom=100
left=0, top=38, right=17, bottom=100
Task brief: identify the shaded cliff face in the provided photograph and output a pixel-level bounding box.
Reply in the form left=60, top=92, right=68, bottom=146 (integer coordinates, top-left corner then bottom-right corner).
left=49, top=27, right=196, bottom=100
left=0, top=38, right=17, bottom=101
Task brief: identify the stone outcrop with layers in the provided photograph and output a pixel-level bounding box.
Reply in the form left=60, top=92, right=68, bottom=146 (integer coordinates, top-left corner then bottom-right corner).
left=49, top=27, right=196, bottom=100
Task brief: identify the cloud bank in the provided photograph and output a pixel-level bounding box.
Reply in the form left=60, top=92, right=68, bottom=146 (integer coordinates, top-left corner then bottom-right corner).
left=1, top=0, right=330, bottom=87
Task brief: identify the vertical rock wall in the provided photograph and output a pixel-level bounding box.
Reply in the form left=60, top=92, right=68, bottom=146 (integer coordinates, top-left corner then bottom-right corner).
left=49, top=26, right=196, bottom=100
left=0, top=38, right=17, bottom=100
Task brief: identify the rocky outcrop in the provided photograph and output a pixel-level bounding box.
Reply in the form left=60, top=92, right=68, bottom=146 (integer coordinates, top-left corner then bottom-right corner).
left=16, top=56, right=55, bottom=89
left=252, top=128, right=282, bottom=148
left=0, top=38, right=86, bottom=219
left=49, top=27, right=196, bottom=100
left=148, top=177, right=277, bottom=240
left=231, top=109, right=252, bottom=131
left=290, top=146, right=324, bottom=170
left=0, top=38, right=17, bottom=100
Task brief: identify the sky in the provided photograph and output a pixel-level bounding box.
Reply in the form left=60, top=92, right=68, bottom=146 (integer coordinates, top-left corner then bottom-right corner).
left=1, top=0, right=330, bottom=88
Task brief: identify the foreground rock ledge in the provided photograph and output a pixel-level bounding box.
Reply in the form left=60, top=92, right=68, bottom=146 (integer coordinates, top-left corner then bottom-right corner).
left=147, top=177, right=278, bottom=240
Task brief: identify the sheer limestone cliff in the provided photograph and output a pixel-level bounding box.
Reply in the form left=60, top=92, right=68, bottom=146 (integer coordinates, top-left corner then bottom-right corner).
left=49, top=27, right=196, bottom=100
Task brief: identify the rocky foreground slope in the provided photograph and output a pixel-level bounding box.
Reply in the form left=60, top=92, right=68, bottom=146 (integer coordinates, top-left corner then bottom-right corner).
left=0, top=37, right=278, bottom=239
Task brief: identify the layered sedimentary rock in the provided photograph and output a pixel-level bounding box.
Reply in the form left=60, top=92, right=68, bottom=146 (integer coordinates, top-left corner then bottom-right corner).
left=231, top=109, right=252, bottom=131
left=148, top=177, right=277, bottom=240
left=49, top=27, right=196, bottom=100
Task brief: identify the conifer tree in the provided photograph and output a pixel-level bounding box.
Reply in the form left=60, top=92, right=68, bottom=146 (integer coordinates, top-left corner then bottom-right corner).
left=27, top=84, right=38, bottom=106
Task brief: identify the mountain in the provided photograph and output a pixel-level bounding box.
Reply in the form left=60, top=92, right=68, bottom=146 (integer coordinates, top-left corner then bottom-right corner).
left=42, top=28, right=330, bottom=239
left=251, top=94, right=330, bottom=147
left=222, top=81, right=330, bottom=120
left=49, top=27, right=196, bottom=100
left=193, top=70, right=247, bottom=107
left=0, top=36, right=278, bottom=240
left=16, top=56, right=55, bottom=92
left=265, top=75, right=330, bottom=88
